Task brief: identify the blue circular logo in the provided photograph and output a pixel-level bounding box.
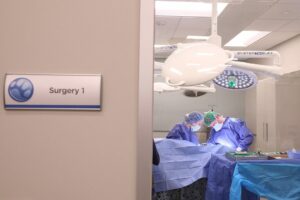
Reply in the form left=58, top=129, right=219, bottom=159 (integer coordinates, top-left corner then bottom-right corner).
left=8, top=78, right=34, bottom=102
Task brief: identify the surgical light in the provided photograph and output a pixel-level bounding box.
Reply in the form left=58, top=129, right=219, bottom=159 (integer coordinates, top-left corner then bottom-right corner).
left=213, top=68, right=257, bottom=90
left=154, top=0, right=283, bottom=94
left=162, top=42, right=234, bottom=86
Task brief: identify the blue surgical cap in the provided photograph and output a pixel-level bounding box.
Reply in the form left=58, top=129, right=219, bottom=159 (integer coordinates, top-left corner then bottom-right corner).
left=185, top=112, right=203, bottom=124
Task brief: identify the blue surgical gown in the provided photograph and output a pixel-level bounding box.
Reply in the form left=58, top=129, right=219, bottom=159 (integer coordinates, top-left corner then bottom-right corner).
left=207, top=118, right=253, bottom=150
left=166, top=123, right=199, bottom=145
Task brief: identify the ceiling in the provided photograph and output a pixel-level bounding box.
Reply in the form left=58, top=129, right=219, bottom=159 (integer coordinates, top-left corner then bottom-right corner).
left=155, top=0, right=300, bottom=53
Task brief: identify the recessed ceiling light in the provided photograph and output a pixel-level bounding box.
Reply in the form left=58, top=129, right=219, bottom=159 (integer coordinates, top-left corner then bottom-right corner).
left=225, top=31, right=271, bottom=47
left=155, top=1, right=228, bottom=17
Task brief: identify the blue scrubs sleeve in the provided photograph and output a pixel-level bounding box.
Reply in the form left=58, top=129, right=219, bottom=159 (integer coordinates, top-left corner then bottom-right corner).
left=207, top=129, right=216, bottom=144
left=166, top=123, right=199, bottom=145
left=166, top=124, right=183, bottom=140
left=232, top=120, right=253, bottom=150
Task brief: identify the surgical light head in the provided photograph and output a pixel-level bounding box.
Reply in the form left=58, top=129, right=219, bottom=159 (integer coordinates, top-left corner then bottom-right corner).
left=162, top=42, right=234, bottom=86
left=213, top=68, right=257, bottom=90
left=185, top=112, right=203, bottom=125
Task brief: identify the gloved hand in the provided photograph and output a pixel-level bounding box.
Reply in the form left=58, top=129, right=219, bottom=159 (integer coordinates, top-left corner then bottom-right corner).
left=236, top=147, right=242, bottom=152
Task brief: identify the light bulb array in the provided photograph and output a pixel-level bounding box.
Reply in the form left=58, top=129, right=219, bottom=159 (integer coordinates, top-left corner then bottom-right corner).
left=213, top=68, right=257, bottom=90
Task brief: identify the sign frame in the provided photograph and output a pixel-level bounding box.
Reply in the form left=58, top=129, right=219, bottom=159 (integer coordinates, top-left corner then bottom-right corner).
left=4, top=73, right=102, bottom=111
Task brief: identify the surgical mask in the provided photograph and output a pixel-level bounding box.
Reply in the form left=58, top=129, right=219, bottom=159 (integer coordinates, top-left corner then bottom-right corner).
left=213, top=123, right=223, bottom=132
left=191, top=125, right=201, bottom=132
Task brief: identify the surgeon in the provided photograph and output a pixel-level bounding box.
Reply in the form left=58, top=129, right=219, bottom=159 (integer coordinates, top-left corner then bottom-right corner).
left=203, top=111, right=253, bottom=151
left=166, top=112, right=203, bottom=145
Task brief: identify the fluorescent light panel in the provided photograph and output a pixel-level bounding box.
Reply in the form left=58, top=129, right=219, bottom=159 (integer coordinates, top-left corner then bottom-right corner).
left=225, top=31, right=271, bottom=47
left=155, top=1, right=228, bottom=17
left=186, top=35, right=209, bottom=40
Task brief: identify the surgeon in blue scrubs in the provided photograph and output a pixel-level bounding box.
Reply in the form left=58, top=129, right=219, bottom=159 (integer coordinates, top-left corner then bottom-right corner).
left=166, top=112, right=203, bottom=145
left=203, top=111, right=253, bottom=151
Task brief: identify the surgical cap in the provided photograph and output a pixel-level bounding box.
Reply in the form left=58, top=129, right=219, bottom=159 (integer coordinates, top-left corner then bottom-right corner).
left=203, top=111, right=218, bottom=127
left=185, top=112, right=203, bottom=124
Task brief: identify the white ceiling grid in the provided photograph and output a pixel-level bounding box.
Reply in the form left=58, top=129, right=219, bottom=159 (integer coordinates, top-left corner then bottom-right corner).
left=155, top=0, right=300, bottom=52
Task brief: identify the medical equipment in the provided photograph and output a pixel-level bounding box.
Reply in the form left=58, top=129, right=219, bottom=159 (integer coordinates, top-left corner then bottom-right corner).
left=225, top=152, right=271, bottom=161
left=213, top=68, right=257, bottom=90
left=154, top=0, right=285, bottom=93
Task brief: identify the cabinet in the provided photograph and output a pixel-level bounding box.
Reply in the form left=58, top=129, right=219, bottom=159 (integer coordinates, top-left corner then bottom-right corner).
left=275, top=75, right=300, bottom=151
left=255, top=74, right=300, bottom=152
left=256, top=78, right=277, bottom=152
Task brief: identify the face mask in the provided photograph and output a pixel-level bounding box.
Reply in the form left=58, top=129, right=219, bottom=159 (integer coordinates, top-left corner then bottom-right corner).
left=213, top=123, right=223, bottom=132
left=191, top=125, right=201, bottom=132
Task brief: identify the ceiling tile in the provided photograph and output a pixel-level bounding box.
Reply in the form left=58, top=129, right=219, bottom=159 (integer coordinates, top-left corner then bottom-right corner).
left=278, top=0, right=300, bottom=4
left=278, top=19, right=300, bottom=32
left=246, top=19, right=289, bottom=31
left=173, top=17, right=211, bottom=38
left=219, top=2, right=274, bottom=44
left=248, top=31, right=299, bottom=50
left=154, top=0, right=300, bottom=50
left=260, top=3, right=300, bottom=20
left=155, top=16, right=181, bottom=44
left=243, top=0, right=277, bottom=3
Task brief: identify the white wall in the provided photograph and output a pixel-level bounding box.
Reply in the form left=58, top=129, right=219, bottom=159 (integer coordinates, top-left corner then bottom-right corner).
left=0, top=1, right=139, bottom=199
left=272, top=34, right=300, bottom=72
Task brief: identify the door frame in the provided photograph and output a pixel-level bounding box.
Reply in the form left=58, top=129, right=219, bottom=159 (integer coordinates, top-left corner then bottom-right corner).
left=137, top=0, right=154, bottom=199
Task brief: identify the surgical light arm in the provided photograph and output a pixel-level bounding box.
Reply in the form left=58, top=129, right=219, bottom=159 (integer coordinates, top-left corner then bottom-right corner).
left=154, top=82, right=216, bottom=93
left=179, top=82, right=216, bottom=93
left=232, top=51, right=281, bottom=66
left=228, top=50, right=284, bottom=77
left=228, top=61, right=284, bottom=77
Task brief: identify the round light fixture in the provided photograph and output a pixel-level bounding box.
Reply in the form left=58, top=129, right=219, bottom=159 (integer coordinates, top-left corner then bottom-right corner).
left=213, top=67, right=257, bottom=90
left=162, top=42, right=234, bottom=86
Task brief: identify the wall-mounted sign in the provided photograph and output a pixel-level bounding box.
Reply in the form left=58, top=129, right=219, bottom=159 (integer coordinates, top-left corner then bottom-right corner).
left=4, top=74, right=102, bottom=110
